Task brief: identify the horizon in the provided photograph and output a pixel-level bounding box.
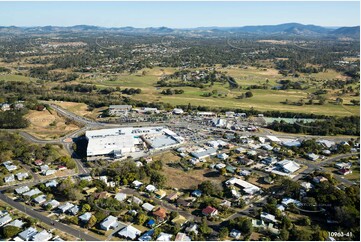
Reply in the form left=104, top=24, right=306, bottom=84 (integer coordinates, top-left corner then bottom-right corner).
left=2, top=22, right=360, bottom=29
left=0, top=1, right=359, bottom=28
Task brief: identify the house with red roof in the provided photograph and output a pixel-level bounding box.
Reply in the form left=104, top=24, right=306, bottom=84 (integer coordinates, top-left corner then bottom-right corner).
left=153, top=207, right=167, bottom=221
left=202, top=206, right=218, bottom=217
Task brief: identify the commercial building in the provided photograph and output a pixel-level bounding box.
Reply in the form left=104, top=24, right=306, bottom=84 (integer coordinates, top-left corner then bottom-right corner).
left=108, top=105, right=132, bottom=116
left=86, top=127, right=184, bottom=160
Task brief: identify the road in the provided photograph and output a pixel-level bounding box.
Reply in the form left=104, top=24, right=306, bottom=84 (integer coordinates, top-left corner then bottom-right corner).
left=293, top=153, right=358, bottom=185
left=0, top=192, right=99, bottom=241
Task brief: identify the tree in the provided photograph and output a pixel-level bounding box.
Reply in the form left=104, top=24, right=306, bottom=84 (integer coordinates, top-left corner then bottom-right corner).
left=135, top=212, right=147, bottom=225
left=245, top=91, right=253, bottom=98
left=199, top=217, right=211, bottom=235
left=219, top=227, right=229, bottom=240
left=279, top=228, right=289, bottom=241
left=1, top=226, right=21, bottom=238
left=150, top=171, right=166, bottom=188
left=198, top=181, right=222, bottom=197
left=87, top=215, right=97, bottom=228
left=81, top=204, right=91, bottom=213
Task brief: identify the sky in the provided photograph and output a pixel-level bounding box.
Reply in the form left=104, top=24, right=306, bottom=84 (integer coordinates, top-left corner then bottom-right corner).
left=0, top=1, right=359, bottom=28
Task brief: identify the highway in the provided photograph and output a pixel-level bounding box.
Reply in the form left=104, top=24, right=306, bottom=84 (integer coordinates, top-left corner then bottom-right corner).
left=0, top=192, right=99, bottom=241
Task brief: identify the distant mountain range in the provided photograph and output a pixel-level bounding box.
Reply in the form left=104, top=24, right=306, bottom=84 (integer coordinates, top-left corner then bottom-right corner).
left=0, top=23, right=359, bottom=38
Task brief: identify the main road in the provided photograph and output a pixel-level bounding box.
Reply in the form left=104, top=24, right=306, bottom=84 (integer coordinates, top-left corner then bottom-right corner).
left=0, top=192, right=99, bottom=241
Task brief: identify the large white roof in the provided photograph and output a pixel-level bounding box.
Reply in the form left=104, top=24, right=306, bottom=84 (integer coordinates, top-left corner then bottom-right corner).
left=86, top=127, right=164, bottom=156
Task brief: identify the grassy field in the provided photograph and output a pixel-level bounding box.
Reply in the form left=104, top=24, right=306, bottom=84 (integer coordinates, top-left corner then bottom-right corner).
left=152, top=151, right=226, bottom=190
left=82, top=66, right=359, bottom=116
left=1, top=63, right=359, bottom=116
left=22, top=109, right=79, bottom=140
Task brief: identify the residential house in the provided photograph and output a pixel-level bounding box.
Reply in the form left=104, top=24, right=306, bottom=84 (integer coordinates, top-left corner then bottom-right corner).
left=45, top=180, right=58, bottom=188
left=131, top=196, right=143, bottom=205
left=166, top=192, right=179, bottom=202
left=146, top=184, right=157, bottom=193
left=281, top=198, right=302, bottom=207
left=0, top=214, right=12, bottom=227
left=44, top=200, right=60, bottom=209
left=153, top=207, right=167, bottom=222
left=32, top=230, right=52, bottom=241
left=58, top=202, right=74, bottom=213
left=155, top=190, right=167, bottom=199
left=202, top=206, right=218, bottom=217
left=79, top=212, right=92, bottom=223
left=3, top=161, right=17, bottom=172
left=306, top=153, right=319, bottom=161
left=114, top=193, right=127, bottom=202
left=156, top=232, right=173, bottom=241
left=191, top=190, right=202, bottom=198
left=6, top=219, right=25, bottom=228
left=229, top=229, right=242, bottom=239
left=300, top=182, right=314, bottom=191
left=260, top=212, right=278, bottom=223
left=23, top=188, right=42, bottom=198
left=335, top=162, right=352, bottom=169
left=220, top=200, right=232, bottom=208
left=100, top=215, right=118, bottom=231
left=276, top=160, right=301, bottom=173
left=16, top=172, right=29, bottom=181
left=15, top=186, right=30, bottom=195
left=138, top=229, right=155, bottom=241
left=177, top=198, right=194, bottom=207
left=132, top=180, right=143, bottom=189
left=118, top=225, right=141, bottom=240
left=185, top=223, right=198, bottom=235
left=171, top=215, right=187, bottom=226
left=312, top=176, right=328, bottom=184
left=175, top=232, right=191, bottom=241
left=4, top=174, right=15, bottom=183
left=18, top=227, right=38, bottom=241
left=217, top=153, right=229, bottom=160
left=142, top=203, right=155, bottom=212
left=68, top=205, right=79, bottom=215
left=33, top=195, right=47, bottom=204
left=338, top=168, right=352, bottom=175
left=34, top=160, right=44, bottom=166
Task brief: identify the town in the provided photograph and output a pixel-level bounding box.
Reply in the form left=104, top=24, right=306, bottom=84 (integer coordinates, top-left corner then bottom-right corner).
left=0, top=1, right=359, bottom=241
left=0, top=101, right=359, bottom=241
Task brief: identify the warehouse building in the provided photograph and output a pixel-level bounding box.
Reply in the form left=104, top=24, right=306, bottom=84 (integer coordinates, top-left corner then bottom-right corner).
left=86, top=127, right=184, bottom=160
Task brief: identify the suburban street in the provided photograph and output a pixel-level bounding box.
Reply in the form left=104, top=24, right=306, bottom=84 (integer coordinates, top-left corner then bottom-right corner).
left=0, top=192, right=99, bottom=241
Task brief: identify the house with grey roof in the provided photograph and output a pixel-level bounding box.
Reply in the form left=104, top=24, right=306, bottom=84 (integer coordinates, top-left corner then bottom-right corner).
left=100, top=215, right=118, bottom=231
left=118, top=225, right=141, bottom=240
left=15, top=186, right=30, bottom=195
left=79, top=212, right=92, bottom=222
left=114, top=193, right=127, bottom=202
left=68, top=205, right=79, bottom=215
left=6, top=219, right=24, bottom=228
left=23, top=188, right=42, bottom=198
left=32, top=230, right=52, bottom=241
left=44, top=200, right=60, bottom=209
left=58, top=202, right=74, bottom=213
left=0, top=214, right=12, bottom=227
left=45, top=180, right=58, bottom=188
left=16, top=172, right=29, bottom=181
left=33, top=195, right=47, bottom=204
left=4, top=174, right=15, bottom=183
left=18, top=227, right=38, bottom=241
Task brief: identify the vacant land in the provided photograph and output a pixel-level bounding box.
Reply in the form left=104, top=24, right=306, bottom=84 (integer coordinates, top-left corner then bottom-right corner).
left=153, top=151, right=226, bottom=189
left=23, top=109, right=79, bottom=140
